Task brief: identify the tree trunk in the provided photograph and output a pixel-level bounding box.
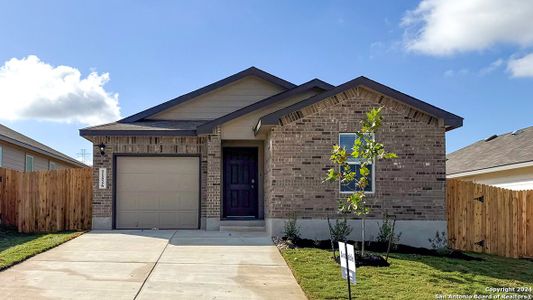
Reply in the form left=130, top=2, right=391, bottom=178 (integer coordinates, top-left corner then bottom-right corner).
left=361, top=216, right=366, bottom=256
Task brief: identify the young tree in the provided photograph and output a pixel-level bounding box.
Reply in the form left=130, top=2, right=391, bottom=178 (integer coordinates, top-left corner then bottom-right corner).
left=324, top=107, right=397, bottom=256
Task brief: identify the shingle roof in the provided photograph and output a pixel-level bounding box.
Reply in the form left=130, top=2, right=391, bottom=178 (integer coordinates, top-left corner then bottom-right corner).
left=0, top=124, right=87, bottom=168
left=447, top=126, right=533, bottom=175
left=79, top=120, right=206, bottom=136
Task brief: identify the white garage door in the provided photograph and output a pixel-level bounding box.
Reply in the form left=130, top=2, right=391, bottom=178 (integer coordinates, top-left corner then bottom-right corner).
left=116, top=156, right=199, bottom=229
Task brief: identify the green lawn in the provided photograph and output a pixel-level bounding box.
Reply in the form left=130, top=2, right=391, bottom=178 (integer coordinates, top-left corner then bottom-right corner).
left=282, top=248, right=533, bottom=300
left=0, top=227, right=82, bottom=270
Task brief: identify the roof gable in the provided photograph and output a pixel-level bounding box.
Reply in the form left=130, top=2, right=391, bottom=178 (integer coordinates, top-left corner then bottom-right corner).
left=120, top=67, right=296, bottom=123
left=255, top=76, right=463, bottom=132
left=196, top=79, right=334, bottom=134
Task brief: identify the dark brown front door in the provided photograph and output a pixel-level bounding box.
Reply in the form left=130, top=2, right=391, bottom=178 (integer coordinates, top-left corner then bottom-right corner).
left=223, top=147, right=258, bottom=218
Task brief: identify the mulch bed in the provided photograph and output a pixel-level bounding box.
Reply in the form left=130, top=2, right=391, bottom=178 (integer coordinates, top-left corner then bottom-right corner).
left=273, top=237, right=483, bottom=266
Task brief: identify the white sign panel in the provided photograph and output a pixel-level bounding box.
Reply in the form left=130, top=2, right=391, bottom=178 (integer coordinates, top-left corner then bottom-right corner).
left=98, top=168, right=107, bottom=189
left=338, top=241, right=356, bottom=284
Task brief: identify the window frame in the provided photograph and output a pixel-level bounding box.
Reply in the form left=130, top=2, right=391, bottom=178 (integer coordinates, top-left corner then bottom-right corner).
left=338, top=133, right=376, bottom=194
left=25, top=154, right=34, bottom=172
left=49, top=161, right=57, bottom=170
left=0, top=145, right=3, bottom=168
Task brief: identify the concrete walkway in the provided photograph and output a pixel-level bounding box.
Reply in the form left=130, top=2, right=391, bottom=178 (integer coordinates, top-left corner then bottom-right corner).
left=0, top=230, right=306, bottom=300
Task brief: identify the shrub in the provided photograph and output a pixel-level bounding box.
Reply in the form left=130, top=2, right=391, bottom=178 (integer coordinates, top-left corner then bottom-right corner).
left=376, top=214, right=401, bottom=247
left=428, top=231, right=451, bottom=255
left=283, top=214, right=301, bottom=241
left=328, top=218, right=353, bottom=243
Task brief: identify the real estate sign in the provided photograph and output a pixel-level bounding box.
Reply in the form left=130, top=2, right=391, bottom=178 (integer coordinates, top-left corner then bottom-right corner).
left=338, top=241, right=356, bottom=285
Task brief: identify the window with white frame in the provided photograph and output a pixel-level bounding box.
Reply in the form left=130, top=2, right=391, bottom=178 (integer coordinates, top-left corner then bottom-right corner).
left=0, top=145, right=3, bottom=167
left=339, top=133, right=374, bottom=193
left=25, top=154, right=34, bottom=172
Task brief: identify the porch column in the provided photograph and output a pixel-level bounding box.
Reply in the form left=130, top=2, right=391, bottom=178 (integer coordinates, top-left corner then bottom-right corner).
left=206, top=127, right=222, bottom=230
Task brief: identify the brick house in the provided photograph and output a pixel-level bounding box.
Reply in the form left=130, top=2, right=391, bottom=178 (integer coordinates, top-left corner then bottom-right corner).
left=80, top=67, right=462, bottom=247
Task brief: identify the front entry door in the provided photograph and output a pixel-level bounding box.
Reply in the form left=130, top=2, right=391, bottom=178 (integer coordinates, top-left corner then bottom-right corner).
left=223, top=147, right=258, bottom=218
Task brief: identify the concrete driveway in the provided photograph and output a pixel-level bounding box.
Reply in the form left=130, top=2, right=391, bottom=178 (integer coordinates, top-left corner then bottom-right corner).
left=0, top=230, right=306, bottom=300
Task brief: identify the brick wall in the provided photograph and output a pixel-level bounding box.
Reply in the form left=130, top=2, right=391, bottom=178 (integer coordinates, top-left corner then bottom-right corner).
left=265, top=86, right=446, bottom=220
left=89, top=134, right=221, bottom=222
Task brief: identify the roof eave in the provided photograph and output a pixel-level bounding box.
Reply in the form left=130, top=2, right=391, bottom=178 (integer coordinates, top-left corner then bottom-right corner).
left=447, top=160, right=533, bottom=178
left=79, top=129, right=197, bottom=137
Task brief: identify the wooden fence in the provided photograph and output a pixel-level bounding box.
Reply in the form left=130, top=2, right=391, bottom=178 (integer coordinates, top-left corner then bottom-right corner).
left=0, top=167, right=92, bottom=233
left=447, top=179, right=533, bottom=258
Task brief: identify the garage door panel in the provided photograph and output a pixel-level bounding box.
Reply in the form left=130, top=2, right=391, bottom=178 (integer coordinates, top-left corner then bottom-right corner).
left=159, top=212, right=179, bottom=228
left=177, top=192, right=199, bottom=210
left=116, top=211, right=138, bottom=228
left=159, top=193, right=180, bottom=210
left=116, top=156, right=199, bottom=229
left=117, top=192, right=140, bottom=210
left=177, top=212, right=198, bottom=228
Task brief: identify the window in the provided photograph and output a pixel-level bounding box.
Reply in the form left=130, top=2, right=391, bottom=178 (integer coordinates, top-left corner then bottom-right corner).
left=49, top=161, right=57, bottom=170
left=339, top=133, right=375, bottom=193
left=25, top=155, right=34, bottom=172
left=0, top=145, right=3, bottom=167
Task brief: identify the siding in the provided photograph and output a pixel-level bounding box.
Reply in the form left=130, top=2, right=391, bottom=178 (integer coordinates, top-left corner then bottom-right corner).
left=150, top=76, right=286, bottom=120
left=220, top=89, right=322, bottom=140
left=0, top=142, right=71, bottom=172
left=458, top=166, right=533, bottom=190
left=2, top=145, right=25, bottom=171
left=34, top=155, right=49, bottom=171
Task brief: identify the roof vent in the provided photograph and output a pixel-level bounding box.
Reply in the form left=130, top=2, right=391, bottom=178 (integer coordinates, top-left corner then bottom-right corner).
left=484, top=134, right=498, bottom=142
left=511, top=129, right=522, bottom=135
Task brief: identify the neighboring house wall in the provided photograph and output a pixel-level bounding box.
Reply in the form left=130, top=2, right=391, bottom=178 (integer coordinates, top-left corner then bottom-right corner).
left=150, top=77, right=286, bottom=120
left=264, top=87, right=447, bottom=246
left=1, top=144, right=26, bottom=171
left=0, top=142, right=75, bottom=171
left=457, top=166, right=533, bottom=190
left=220, top=89, right=322, bottom=140
left=34, top=155, right=49, bottom=171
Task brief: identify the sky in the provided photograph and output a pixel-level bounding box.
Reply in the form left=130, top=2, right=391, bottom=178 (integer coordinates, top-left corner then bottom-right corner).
left=0, top=0, right=532, bottom=164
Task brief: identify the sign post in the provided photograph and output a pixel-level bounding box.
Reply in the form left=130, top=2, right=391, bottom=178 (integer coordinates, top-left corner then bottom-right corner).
left=339, top=241, right=356, bottom=299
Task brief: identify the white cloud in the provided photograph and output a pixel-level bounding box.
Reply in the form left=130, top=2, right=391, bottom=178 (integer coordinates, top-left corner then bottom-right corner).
left=402, top=0, right=533, bottom=56
left=442, top=68, right=469, bottom=78
left=479, top=59, right=504, bottom=75
left=507, top=53, right=533, bottom=77
left=0, top=55, right=121, bottom=125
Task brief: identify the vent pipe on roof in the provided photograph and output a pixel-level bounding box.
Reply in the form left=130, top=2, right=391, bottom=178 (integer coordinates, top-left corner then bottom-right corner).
left=511, top=129, right=522, bottom=135
left=484, top=134, right=498, bottom=142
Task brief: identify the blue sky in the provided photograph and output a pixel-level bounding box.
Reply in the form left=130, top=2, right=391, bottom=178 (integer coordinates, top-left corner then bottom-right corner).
left=1, top=0, right=532, bottom=164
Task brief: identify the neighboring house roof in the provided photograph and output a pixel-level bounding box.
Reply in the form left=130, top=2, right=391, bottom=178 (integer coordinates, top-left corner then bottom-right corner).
left=119, top=67, right=296, bottom=123
left=447, top=126, right=533, bottom=176
left=255, top=76, right=463, bottom=133
left=195, top=78, right=334, bottom=134
left=0, top=124, right=87, bottom=168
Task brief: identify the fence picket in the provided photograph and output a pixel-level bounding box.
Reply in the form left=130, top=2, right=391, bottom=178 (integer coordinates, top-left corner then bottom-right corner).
left=447, top=179, right=533, bottom=258
left=0, top=167, right=92, bottom=233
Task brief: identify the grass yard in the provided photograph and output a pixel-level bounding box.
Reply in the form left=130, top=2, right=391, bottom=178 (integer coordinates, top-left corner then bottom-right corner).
left=0, top=227, right=82, bottom=270
left=282, top=248, right=533, bottom=300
